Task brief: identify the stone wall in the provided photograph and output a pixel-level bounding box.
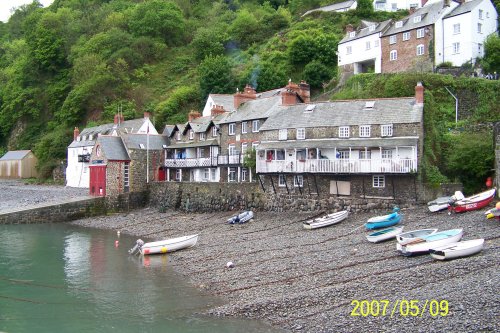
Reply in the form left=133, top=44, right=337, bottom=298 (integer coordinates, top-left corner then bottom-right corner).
left=495, top=122, right=500, bottom=192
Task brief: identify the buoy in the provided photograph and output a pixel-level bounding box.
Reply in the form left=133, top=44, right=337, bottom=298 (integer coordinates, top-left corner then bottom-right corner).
left=496, top=202, right=500, bottom=209
left=117, top=231, right=121, bottom=237
left=226, top=261, right=234, bottom=268
left=115, top=240, right=119, bottom=247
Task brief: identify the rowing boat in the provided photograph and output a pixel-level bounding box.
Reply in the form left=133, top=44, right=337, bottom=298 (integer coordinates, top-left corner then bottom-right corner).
left=397, top=229, right=463, bottom=256
left=448, top=188, right=496, bottom=213
left=429, top=239, right=484, bottom=260
left=303, top=210, right=348, bottom=230
left=365, top=209, right=401, bottom=230
left=396, top=228, right=438, bottom=245
left=128, top=234, right=198, bottom=255
left=366, top=226, right=404, bottom=243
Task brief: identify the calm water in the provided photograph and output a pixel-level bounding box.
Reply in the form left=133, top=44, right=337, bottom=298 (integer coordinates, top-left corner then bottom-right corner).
left=0, top=223, right=283, bottom=333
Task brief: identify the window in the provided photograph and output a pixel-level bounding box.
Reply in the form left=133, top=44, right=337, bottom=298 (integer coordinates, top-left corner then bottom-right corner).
left=369, top=25, right=376, bottom=32
left=297, top=128, right=305, bottom=140
left=197, top=147, right=205, bottom=158
left=359, top=150, right=371, bottom=159
left=210, top=168, right=216, bottom=181
left=479, top=9, right=483, bottom=20
left=228, top=167, right=237, bottom=182
left=366, top=41, right=371, bottom=50
left=241, top=168, right=248, bottom=182
left=124, top=163, right=130, bottom=189
left=395, top=21, right=403, bottom=28
left=381, top=124, right=393, bottom=137
left=487, top=12, right=490, bottom=18
left=276, top=149, right=285, bottom=160
left=382, top=149, right=393, bottom=159
left=294, top=175, right=303, bottom=187
left=453, top=42, right=460, bottom=54
left=176, top=131, right=181, bottom=140
left=478, top=43, right=483, bottom=56
left=349, top=31, right=355, bottom=38
left=376, top=3, right=385, bottom=10
left=389, top=35, right=397, bottom=44
left=338, top=150, right=350, bottom=159
left=359, top=125, right=371, bottom=137
left=453, top=23, right=460, bottom=34
left=339, top=126, right=350, bottom=138
left=477, top=23, right=482, bottom=33
left=241, top=143, right=248, bottom=155
left=199, top=132, right=205, bottom=141
left=279, top=175, right=286, bottom=187
left=241, top=121, right=247, bottom=134
left=416, top=44, right=425, bottom=56
left=374, top=40, right=379, bottom=47
left=373, top=175, right=385, bottom=188
left=229, top=123, right=236, bottom=135
left=391, top=3, right=397, bottom=10
left=346, top=46, right=352, bottom=54
left=413, top=15, right=421, bottom=23
left=279, top=128, right=288, bottom=140
left=228, top=144, right=236, bottom=156
left=390, top=50, right=397, bottom=61
left=212, top=126, right=218, bottom=137
left=417, top=28, right=425, bottom=38
left=175, top=169, right=182, bottom=181
left=252, top=120, right=260, bottom=132
left=189, top=130, right=194, bottom=140
left=203, top=168, right=210, bottom=181
left=403, top=32, right=410, bottom=41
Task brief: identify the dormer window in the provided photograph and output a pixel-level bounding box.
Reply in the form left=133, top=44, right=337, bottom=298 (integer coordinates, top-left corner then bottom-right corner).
left=176, top=131, right=181, bottom=141
left=413, top=15, right=421, bottom=23
left=395, top=21, right=403, bottom=28
left=82, top=135, right=87, bottom=141
left=364, top=101, right=375, bottom=109
left=212, top=126, right=218, bottom=137
left=349, top=31, right=355, bottom=38
left=189, top=130, right=194, bottom=140
left=199, top=132, right=205, bottom=141
left=369, top=25, right=376, bottom=32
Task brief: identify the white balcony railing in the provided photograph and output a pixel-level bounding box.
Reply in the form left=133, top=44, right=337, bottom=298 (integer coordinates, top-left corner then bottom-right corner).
left=217, top=155, right=244, bottom=165
left=256, top=158, right=417, bottom=174
left=165, top=157, right=218, bottom=168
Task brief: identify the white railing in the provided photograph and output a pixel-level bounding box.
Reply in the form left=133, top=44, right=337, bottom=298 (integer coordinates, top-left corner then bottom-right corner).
left=256, top=158, right=417, bottom=174
left=165, top=157, right=217, bottom=168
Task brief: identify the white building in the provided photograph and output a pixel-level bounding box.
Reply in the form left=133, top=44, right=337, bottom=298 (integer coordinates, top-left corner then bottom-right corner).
left=374, top=0, right=425, bottom=11
left=66, top=113, right=157, bottom=188
left=337, top=20, right=392, bottom=74
left=441, top=0, right=498, bottom=66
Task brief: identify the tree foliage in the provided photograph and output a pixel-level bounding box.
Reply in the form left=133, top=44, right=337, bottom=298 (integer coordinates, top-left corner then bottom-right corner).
left=198, top=55, right=235, bottom=100
left=482, top=34, right=500, bottom=73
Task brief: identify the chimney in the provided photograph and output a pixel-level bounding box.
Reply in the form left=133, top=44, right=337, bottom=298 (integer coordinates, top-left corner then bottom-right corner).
left=415, top=82, right=424, bottom=105
left=298, top=80, right=310, bottom=103
left=211, top=104, right=226, bottom=118
left=234, top=84, right=257, bottom=109
left=281, top=80, right=309, bottom=105
left=345, top=24, right=354, bottom=33
left=188, top=110, right=202, bottom=122
left=144, top=111, right=150, bottom=119
left=114, top=113, right=124, bottom=125
left=73, top=127, right=80, bottom=140
left=409, top=6, right=416, bottom=14
left=282, top=89, right=297, bottom=106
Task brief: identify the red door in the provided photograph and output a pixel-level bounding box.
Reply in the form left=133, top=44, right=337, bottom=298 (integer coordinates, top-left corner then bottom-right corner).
left=157, top=167, right=166, bottom=181
left=89, top=165, right=106, bottom=196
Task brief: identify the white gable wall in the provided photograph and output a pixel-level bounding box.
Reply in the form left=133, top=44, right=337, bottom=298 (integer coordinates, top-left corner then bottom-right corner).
left=338, top=33, right=383, bottom=73
left=374, top=0, right=422, bottom=11
left=202, top=96, right=216, bottom=117
left=66, top=145, right=93, bottom=188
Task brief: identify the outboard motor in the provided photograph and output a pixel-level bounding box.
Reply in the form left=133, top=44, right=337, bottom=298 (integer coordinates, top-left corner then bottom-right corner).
left=128, top=239, right=144, bottom=255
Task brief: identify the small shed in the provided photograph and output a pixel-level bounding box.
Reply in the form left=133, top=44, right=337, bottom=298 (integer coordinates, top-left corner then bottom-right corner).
left=0, top=150, right=38, bottom=179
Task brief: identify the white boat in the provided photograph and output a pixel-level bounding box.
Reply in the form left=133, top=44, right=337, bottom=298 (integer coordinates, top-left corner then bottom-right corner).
left=366, top=226, right=404, bottom=243
left=227, top=211, right=254, bottom=224
left=303, top=210, right=348, bottom=230
left=429, top=239, right=484, bottom=260
left=396, top=228, right=438, bottom=245
left=397, top=229, right=463, bottom=256
left=427, top=191, right=464, bottom=212
left=128, top=234, right=198, bottom=255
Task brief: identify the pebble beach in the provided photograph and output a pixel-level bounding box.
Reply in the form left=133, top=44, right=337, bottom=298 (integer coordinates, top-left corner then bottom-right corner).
left=1, top=180, right=498, bottom=332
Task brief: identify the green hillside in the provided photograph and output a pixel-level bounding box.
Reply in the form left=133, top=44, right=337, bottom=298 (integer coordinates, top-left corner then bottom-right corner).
left=0, top=0, right=498, bottom=192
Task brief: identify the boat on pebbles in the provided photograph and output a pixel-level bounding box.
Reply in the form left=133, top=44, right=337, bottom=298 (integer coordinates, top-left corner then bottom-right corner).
left=397, top=229, right=463, bottom=256
left=429, top=239, right=484, bottom=260
left=366, top=226, right=404, bottom=243
left=303, top=210, right=348, bottom=230
left=128, top=234, right=198, bottom=255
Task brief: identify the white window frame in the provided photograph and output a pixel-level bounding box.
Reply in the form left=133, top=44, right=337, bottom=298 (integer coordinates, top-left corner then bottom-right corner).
left=176, top=131, right=181, bottom=141
left=189, top=130, right=194, bottom=140
left=349, top=31, right=355, bottom=38
left=359, top=125, right=371, bottom=138
left=241, top=143, right=248, bottom=155
left=453, top=42, right=460, bottom=54
left=373, top=175, right=385, bottom=188
left=278, top=174, right=286, bottom=187
left=252, top=142, right=259, bottom=150
left=382, top=149, right=393, bottom=159
left=297, top=128, right=305, bottom=140
left=395, top=21, right=403, bottom=28
left=199, top=132, right=205, bottom=141
left=228, top=167, right=237, bottom=182
left=294, top=175, right=303, bottom=188
left=241, top=168, right=248, bottom=182
left=374, top=40, right=379, bottom=47
left=413, top=15, right=421, bottom=23
left=403, top=32, right=410, bottom=41
left=359, top=150, right=371, bottom=159
left=416, top=44, right=424, bottom=56
left=228, top=123, right=236, bottom=135
left=453, top=23, right=460, bottom=34
left=346, top=46, right=352, bottom=55
left=212, top=126, right=218, bottom=137
left=279, top=128, right=288, bottom=141
left=381, top=124, right=393, bottom=137
left=416, top=28, right=425, bottom=38
left=252, top=120, right=260, bottom=133
left=339, top=126, right=350, bottom=138
left=390, top=50, right=397, bottom=61
left=338, top=150, right=350, bottom=159
left=366, top=41, right=371, bottom=50
left=369, top=25, right=375, bottom=32
left=477, top=23, right=482, bottom=34
left=203, top=168, right=210, bottom=181
left=175, top=169, right=182, bottom=181
left=210, top=168, right=216, bottom=181
left=241, top=121, right=247, bottom=134
left=389, top=35, right=397, bottom=44
left=479, top=9, right=483, bottom=20
left=228, top=144, right=236, bottom=156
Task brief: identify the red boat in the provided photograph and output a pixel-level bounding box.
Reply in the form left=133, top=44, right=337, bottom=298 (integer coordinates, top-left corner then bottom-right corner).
left=448, top=188, right=496, bottom=213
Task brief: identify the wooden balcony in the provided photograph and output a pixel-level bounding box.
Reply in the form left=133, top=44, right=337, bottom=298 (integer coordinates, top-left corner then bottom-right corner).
left=164, top=157, right=218, bottom=168
left=256, top=158, right=417, bottom=174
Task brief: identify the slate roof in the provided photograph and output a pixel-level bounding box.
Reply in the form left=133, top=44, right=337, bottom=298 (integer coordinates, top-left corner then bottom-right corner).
left=166, top=139, right=219, bottom=149
left=383, top=1, right=452, bottom=36
left=302, top=0, right=356, bottom=16
left=121, top=134, right=169, bottom=150
left=97, top=136, right=130, bottom=161
left=259, top=98, right=422, bottom=131
left=209, top=94, right=236, bottom=112
left=257, top=137, right=419, bottom=150
left=163, top=125, right=175, bottom=136
left=189, top=116, right=215, bottom=133
left=339, top=19, right=392, bottom=44
left=219, top=95, right=283, bottom=124
left=0, top=150, right=32, bottom=160
left=444, top=0, right=482, bottom=18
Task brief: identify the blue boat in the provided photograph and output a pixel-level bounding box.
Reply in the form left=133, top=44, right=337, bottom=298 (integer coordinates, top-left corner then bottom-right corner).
left=365, top=208, right=402, bottom=230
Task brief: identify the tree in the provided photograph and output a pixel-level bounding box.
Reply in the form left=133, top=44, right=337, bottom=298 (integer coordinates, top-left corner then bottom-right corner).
left=481, top=34, right=500, bottom=73
left=198, top=55, right=235, bottom=100
left=191, top=26, right=229, bottom=61
left=303, top=60, right=332, bottom=89
left=356, top=0, right=374, bottom=18
left=229, top=9, right=261, bottom=48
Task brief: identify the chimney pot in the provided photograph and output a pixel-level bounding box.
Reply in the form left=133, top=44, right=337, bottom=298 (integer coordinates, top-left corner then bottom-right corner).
left=144, top=111, right=150, bottom=119
left=234, top=84, right=257, bottom=109
left=114, top=113, right=124, bottom=125
left=415, top=82, right=424, bottom=104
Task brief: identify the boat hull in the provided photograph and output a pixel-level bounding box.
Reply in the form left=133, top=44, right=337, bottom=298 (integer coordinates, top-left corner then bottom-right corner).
left=429, top=239, right=484, bottom=260
left=366, top=226, right=404, bottom=243
left=397, top=229, right=463, bottom=256
left=140, top=235, right=198, bottom=255
left=396, top=229, right=438, bottom=245
left=427, top=196, right=452, bottom=212
left=303, top=210, right=348, bottom=229
left=450, top=188, right=496, bottom=213
left=365, top=214, right=401, bottom=230
left=228, top=211, right=254, bottom=224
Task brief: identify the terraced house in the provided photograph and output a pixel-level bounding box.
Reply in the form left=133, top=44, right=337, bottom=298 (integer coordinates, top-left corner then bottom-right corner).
left=254, top=83, right=425, bottom=200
